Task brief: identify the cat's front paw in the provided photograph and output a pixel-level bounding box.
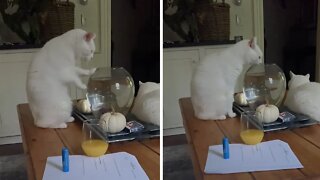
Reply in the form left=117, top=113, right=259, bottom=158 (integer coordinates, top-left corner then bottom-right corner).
left=57, top=123, right=67, bottom=128
left=67, top=117, right=75, bottom=122
left=89, top=68, right=96, bottom=75
left=228, top=112, right=236, bottom=118
left=79, top=84, right=87, bottom=90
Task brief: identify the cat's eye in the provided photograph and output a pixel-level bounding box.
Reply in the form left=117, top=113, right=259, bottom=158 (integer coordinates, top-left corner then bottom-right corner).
left=259, top=56, right=261, bottom=59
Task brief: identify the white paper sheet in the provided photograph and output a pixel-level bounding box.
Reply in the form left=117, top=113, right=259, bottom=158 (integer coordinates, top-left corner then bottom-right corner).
left=43, top=152, right=149, bottom=180
left=204, top=140, right=303, bottom=174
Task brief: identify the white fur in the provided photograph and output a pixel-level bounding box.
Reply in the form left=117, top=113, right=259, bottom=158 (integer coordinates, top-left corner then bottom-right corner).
left=131, top=82, right=160, bottom=126
left=26, top=29, right=96, bottom=128
left=284, top=71, right=320, bottom=121
left=191, top=38, right=263, bottom=120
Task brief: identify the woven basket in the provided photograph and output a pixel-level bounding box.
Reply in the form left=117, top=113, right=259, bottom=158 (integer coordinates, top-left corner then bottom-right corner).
left=43, top=0, right=75, bottom=42
left=195, top=0, right=230, bottom=41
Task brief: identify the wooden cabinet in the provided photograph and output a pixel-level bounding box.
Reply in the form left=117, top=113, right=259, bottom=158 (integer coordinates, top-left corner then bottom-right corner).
left=163, top=45, right=231, bottom=136
left=0, top=54, right=32, bottom=143
left=163, top=49, right=199, bottom=134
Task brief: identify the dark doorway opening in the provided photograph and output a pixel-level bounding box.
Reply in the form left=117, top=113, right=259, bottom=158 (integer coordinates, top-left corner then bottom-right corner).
left=111, top=0, right=160, bottom=94
left=264, top=0, right=318, bottom=82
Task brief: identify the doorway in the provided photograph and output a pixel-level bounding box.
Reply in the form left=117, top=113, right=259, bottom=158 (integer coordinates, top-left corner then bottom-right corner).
left=263, top=0, right=318, bottom=82
left=111, top=0, right=160, bottom=93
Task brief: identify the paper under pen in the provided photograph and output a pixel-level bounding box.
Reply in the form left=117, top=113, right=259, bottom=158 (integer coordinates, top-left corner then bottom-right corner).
left=62, top=147, right=69, bottom=172
left=223, top=137, right=229, bottom=159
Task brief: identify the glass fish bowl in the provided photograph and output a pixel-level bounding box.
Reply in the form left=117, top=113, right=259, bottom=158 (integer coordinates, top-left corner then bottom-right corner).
left=86, top=67, right=135, bottom=119
left=243, top=64, right=286, bottom=110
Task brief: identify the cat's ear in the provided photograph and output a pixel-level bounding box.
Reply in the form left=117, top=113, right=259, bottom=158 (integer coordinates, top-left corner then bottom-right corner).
left=84, top=32, right=96, bottom=42
left=139, top=81, right=144, bottom=86
left=306, top=74, right=310, bottom=79
left=289, top=71, right=295, bottom=78
left=248, top=37, right=256, bottom=49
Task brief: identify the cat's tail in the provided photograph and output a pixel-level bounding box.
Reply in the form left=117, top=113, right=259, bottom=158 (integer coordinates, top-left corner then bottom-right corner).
left=29, top=105, right=67, bottom=128
left=304, top=109, right=320, bottom=122
left=28, top=103, right=40, bottom=125
left=34, top=120, right=67, bottom=129
left=194, top=111, right=227, bottom=120
left=191, top=99, right=226, bottom=120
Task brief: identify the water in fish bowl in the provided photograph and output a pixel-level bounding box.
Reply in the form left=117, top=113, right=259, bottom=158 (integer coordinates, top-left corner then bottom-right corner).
left=86, top=67, right=135, bottom=119
left=243, top=64, right=286, bottom=110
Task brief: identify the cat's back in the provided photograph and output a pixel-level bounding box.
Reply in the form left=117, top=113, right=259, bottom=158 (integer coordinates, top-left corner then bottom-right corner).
left=192, top=53, right=224, bottom=85
left=293, top=82, right=320, bottom=93
left=285, top=82, right=320, bottom=122
left=295, top=82, right=320, bottom=99
left=194, top=45, right=243, bottom=78
left=31, top=29, right=84, bottom=61
left=28, top=36, right=61, bottom=69
left=28, top=29, right=82, bottom=74
left=27, top=35, right=72, bottom=92
left=286, top=82, right=320, bottom=106
left=192, top=47, right=241, bottom=89
left=197, top=49, right=231, bottom=68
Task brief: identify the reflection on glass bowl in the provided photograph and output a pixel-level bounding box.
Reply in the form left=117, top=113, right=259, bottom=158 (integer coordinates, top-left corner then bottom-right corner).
left=243, top=64, right=286, bottom=110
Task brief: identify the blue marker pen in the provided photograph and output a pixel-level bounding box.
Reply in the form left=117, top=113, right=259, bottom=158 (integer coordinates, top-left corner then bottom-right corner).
left=223, top=137, right=229, bottom=159
left=62, top=147, right=69, bottom=172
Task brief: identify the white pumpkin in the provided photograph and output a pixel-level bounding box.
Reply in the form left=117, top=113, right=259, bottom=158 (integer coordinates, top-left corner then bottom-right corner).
left=256, top=104, right=279, bottom=123
left=76, top=99, right=91, bottom=113
left=234, top=92, right=248, bottom=106
left=99, top=112, right=126, bottom=133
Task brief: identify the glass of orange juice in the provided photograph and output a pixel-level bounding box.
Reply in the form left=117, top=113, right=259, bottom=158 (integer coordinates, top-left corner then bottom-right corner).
left=81, top=122, right=109, bottom=157
left=240, top=111, right=264, bottom=145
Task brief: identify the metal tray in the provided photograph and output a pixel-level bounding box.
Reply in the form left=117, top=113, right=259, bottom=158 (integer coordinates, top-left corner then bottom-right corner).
left=72, top=109, right=160, bottom=143
left=233, top=102, right=319, bottom=132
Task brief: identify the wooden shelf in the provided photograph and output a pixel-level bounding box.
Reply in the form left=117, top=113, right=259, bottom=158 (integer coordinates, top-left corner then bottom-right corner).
left=163, top=40, right=236, bottom=48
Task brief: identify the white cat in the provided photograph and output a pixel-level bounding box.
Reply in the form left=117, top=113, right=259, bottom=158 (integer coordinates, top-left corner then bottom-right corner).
left=131, top=82, right=160, bottom=126
left=191, top=37, right=263, bottom=120
left=284, top=71, right=320, bottom=121
left=26, top=29, right=96, bottom=128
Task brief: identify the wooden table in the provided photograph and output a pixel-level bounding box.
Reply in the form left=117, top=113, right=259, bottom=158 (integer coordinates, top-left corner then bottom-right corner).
left=180, top=97, right=320, bottom=180
left=17, top=104, right=160, bottom=180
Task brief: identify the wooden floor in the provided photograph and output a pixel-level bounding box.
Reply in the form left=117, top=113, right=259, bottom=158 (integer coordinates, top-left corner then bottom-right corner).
left=163, top=134, right=187, bottom=147
left=0, top=143, right=23, bottom=156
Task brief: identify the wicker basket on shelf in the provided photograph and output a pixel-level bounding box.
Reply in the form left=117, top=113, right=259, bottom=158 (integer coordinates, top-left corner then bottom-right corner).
left=43, top=0, right=75, bottom=42
left=194, top=0, right=230, bottom=41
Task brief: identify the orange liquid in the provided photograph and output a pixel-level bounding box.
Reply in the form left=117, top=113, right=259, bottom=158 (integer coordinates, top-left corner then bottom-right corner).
left=81, top=139, right=108, bottom=157
left=240, top=129, right=264, bottom=145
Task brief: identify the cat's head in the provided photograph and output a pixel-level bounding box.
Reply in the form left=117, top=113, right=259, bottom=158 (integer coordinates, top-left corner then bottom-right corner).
left=76, top=30, right=96, bottom=61
left=244, top=37, right=263, bottom=64
left=288, top=71, right=310, bottom=89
